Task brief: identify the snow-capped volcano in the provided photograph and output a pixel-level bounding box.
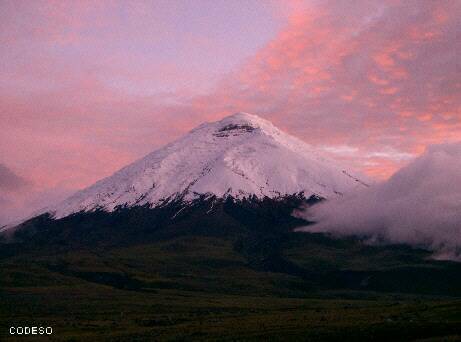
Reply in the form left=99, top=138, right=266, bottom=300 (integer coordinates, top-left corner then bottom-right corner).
left=45, top=113, right=368, bottom=219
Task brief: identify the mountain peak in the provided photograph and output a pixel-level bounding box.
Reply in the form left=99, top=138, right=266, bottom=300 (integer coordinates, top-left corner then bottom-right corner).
left=209, top=113, right=278, bottom=138
left=218, top=112, right=270, bottom=127
left=41, top=113, right=368, bottom=219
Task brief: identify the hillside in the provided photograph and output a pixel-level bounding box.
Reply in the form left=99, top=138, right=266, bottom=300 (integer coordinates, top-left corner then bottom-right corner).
left=1, top=196, right=461, bottom=340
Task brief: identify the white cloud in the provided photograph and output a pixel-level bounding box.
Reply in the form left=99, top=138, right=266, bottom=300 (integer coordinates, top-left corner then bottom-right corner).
left=298, top=142, right=461, bottom=261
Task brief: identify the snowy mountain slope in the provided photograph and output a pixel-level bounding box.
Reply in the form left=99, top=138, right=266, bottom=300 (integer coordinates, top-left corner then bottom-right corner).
left=44, top=113, right=368, bottom=219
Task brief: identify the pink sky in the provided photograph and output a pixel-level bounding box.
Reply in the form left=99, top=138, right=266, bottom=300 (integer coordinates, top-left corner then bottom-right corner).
left=1, top=0, right=460, bottom=224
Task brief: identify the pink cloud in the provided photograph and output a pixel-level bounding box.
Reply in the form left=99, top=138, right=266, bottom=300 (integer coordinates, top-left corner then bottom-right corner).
left=186, top=0, right=461, bottom=179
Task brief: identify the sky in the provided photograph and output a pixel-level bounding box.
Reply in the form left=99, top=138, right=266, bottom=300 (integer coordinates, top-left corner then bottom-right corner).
left=1, top=0, right=461, bottom=224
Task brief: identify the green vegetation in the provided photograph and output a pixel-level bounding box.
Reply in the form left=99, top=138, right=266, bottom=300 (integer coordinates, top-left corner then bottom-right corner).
left=1, top=196, right=461, bottom=340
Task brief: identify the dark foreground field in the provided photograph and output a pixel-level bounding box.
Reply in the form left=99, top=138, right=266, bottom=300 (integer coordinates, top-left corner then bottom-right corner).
left=1, top=197, right=461, bottom=341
